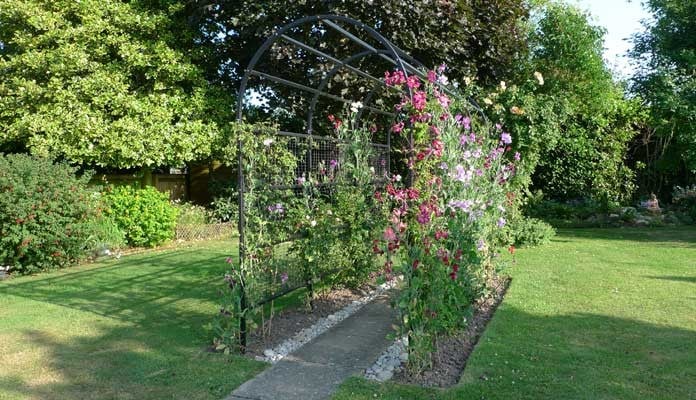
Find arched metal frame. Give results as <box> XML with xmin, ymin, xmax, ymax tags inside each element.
<box><xmin>234</xmin><ymin>15</ymin><xmax>454</xmax><ymax>351</ymax></box>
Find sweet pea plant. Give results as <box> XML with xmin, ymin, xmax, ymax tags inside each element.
<box><xmin>211</xmin><ymin>115</ymin><xmax>388</xmax><ymax>352</ymax></box>
<box><xmin>376</xmin><ymin>67</ymin><xmax>518</xmax><ymax>369</ymax></box>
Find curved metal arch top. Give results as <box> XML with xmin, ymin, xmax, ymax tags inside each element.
<box><xmin>234</xmin><ymin>14</ymin><xmax>432</xmax><ymax>126</ymax></box>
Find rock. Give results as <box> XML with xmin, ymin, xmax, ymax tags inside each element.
<box><xmin>376</xmin><ymin>369</ymin><xmax>393</xmax><ymax>381</ymax></box>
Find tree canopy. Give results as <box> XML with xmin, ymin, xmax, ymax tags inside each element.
<box><xmin>0</xmin><ymin>0</ymin><xmax>234</xmax><ymax>169</ymax></box>
<box><xmin>630</xmin><ymin>0</ymin><xmax>696</xmax><ymax>194</ymax></box>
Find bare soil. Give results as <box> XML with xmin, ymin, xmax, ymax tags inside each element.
<box><xmin>244</xmin><ymin>285</ymin><xmax>374</xmax><ymax>358</ymax></box>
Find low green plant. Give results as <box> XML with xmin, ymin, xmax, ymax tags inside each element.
<box><xmin>506</xmin><ymin>217</ymin><xmax>556</xmax><ymax>247</ymax></box>
<box><xmin>102</xmin><ymin>185</ymin><xmax>178</xmax><ymax>247</ymax></box>
<box><xmin>173</xmin><ymin>201</ymin><xmax>213</xmax><ymax>225</ymax></box>
<box><xmin>84</xmin><ymin>214</ymin><xmax>126</xmax><ymax>256</ymax></box>
<box><xmin>0</xmin><ymin>153</ymin><xmax>96</xmax><ymax>274</ymax></box>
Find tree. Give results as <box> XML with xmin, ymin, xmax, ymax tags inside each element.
<box><xmin>0</xmin><ymin>0</ymin><xmax>235</xmax><ymax>169</ymax></box>
<box><xmin>487</xmin><ymin>2</ymin><xmax>639</xmax><ymax>202</ymax></box>
<box><xmin>191</xmin><ymin>0</ymin><xmax>529</xmax><ymax>91</ymax></box>
<box><xmin>630</xmin><ymin>0</ymin><xmax>696</xmax><ymax>195</ymax></box>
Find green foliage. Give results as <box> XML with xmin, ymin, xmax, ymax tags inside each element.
<box><xmin>0</xmin><ymin>0</ymin><xmax>235</xmax><ymax>168</ymax></box>
<box><xmin>482</xmin><ymin>2</ymin><xmax>639</xmax><ymax>203</ymax></box>
<box><xmin>505</xmin><ymin>217</ymin><xmax>556</xmax><ymax>247</ymax></box>
<box><xmin>173</xmin><ymin>201</ymin><xmax>214</xmax><ymax>226</ymax></box>
<box><xmin>630</xmin><ymin>0</ymin><xmax>696</xmax><ymax>194</ymax></box>
<box><xmin>102</xmin><ymin>185</ymin><xmax>178</xmax><ymax>247</ymax></box>
<box><xmin>83</xmin><ymin>214</ymin><xmax>126</xmax><ymax>256</ymax></box>
<box><xmin>0</xmin><ymin>154</ymin><xmax>96</xmax><ymax>274</ymax></box>
<box><xmin>672</xmin><ymin>185</ymin><xmax>696</xmax><ymax>221</ymax></box>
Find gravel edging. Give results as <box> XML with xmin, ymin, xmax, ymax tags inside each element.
<box><xmin>365</xmin><ymin>275</ymin><xmax>510</xmax><ymax>387</ymax></box>
<box><xmin>255</xmin><ymin>277</ymin><xmax>402</xmax><ymax>363</ymax></box>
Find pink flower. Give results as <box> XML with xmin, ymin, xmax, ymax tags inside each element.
<box><xmin>384</xmin><ymin>70</ymin><xmax>407</xmax><ymax>86</ymax></box>
<box><xmin>391</xmin><ymin>121</ymin><xmax>405</xmax><ymax>133</ymax></box>
<box><xmin>427</xmin><ymin>70</ymin><xmax>437</xmax><ymax>83</ymax></box>
<box><xmin>383</xmin><ymin>226</ymin><xmax>397</xmax><ymax>242</ymax></box>
<box><xmin>501</xmin><ymin>132</ymin><xmax>512</xmax><ymax>144</ymax></box>
<box><xmin>412</xmin><ymin>91</ymin><xmax>427</xmax><ymax>111</ymax></box>
<box><xmin>514</xmin><ymin>151</ymin><xmax>521</xmax><ymax>161</ymax></box>
<box><xmin>406</xmin><ymin>75</ymin><xmax>421</xmax><ymax>89</ymax></box>
<box><xmin>225</xmin><ymin>257</ymin><xmax>233</xmax><ymax>264</ymax></box>
<box><xmin>437</xmin><ymin>93</ymin><xmax>451</xmax><ymax>108</ymax></box>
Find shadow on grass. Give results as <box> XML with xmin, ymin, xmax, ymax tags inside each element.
<box><xmin>336</xmin><ymin>308</ymin><xmax>696</xmax><ymax>400</ymax></box>
<box><xmin>0</xmin><ymin>243</ymin><xmax>267</xmax><ymax>399</ymax></box>
<box><xmin>556</xmin><ymin>226</ymin><xmax>696</xmax><ymax>247</ymax></box>
<box><xmin>646</xmin><ymin>275</ymin><xmax>696</xmax><ymax>284</ymax></box>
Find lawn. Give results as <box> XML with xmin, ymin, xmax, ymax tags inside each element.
<box><xmin>2</xmin><ymin>229</ymin><xmax>695</xmax><ymax>400</ymax></box>
<box><xmin>0</xmin><ymin>240</ymin><xmax>266</xmax><ymax>400</ymax></box>
<box><xmin>334</xmin><ymin>227</ymin><xmax>696</xmax><ymax>399</ymax></box>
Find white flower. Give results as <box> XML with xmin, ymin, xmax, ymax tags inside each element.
<box><xmin>483</xmin><ymin>98</ymin><xmax>493</xmax><ymax>105</ymax></box>
<box><xmin>350</xmin><ymin>101</ymin><xmax>363</xmax><ymax>113</ymax></box>
<box><xmin>310</xmin><ymin>220</ymin><xmax>317</xmax><ymax>227</ymax></box>
<box><xmin>534</xmin><ymin>71</ymin><xmax>544</xmax><ymax>85</ymax></box>
<box><xmin>326</xmin><ymin>210</ymin><xmax>333</xmax><ymax>215</ymax></box>
<box><xmin>263</xmin><ymin>138</ymin><xmax>274</xmax><ymax>146</ymax></box>
<box><xmin>500</xmin><ymin>81</ymin><xmax>507</xmax><ymax>91</ymax></box>
<box><xmin>370</xmin><ymin>166</ymin><xmax>375</xmax><ymax>174</ymax></box>
<box><xmin>395</xmin><ymin>174</ymin><xmax>402</xmax><ymax>182</ymax></box>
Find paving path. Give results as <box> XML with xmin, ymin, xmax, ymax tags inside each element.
<box><xmin>227</xmin><ymin>292</ymin><xmax>395</xmax><ymax>400</ymax></box>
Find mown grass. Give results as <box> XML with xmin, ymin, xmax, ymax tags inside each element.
<box><xmin>333</xmin><ymin>227</ymin><xmax>696</xmax><ymax>400</ymax></box>
<box><xmin>0</xmin><ymin>240</ymin><xmax>266</xmax><ymax>400</ymax></box>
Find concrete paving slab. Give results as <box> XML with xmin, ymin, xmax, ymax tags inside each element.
<box><xmin>227</xmin><ymin>292</ymin><xmax>396</xmax><ymax>400</ymax></box>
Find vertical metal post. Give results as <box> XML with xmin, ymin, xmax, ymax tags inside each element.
<box><xmin>307</xmin><ymin>278</ymin><xmax>315</xmax><ymax>311</ymax></box>
<box><xmin>237</xmin><ymin>133</ymin><xmax>248</xmax><ymax>352</ymax></box>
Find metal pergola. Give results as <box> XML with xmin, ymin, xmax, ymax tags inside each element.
<box><xmin>234</xmin><ymin>15</ymin><xmax>452</xmax><ymax>351</ymax></box>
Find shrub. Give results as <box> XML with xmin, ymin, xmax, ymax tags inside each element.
<box><xmin>507</xmin><ymin>217</ymin><xmax>556</xmax><ymax>247</ymax></box>
<box><xmin>102</xmin><ymin>185</ymin><xmax>178</xmax><ymax>247</ymax></box>
<box><xmin>0</xmin><ymin>154</ymin><xmax>96</xmax><ymax>274</ymax></box>
<box><xmin>673</xmin><ymin>185</ymin><xmax>696</xmax><ymax>222</ymax></box>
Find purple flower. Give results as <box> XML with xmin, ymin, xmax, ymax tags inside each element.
<box><xmin>449</xmin><ymin>199</ymin><xmax>474</xmax><ymax>213</ymax></box>
<box><xmin>267</xmin><ymin>203</ymin><xmax>285</xmax><ymax>214</ymax></box>
<box><xmin>497</xmin><ymin>217</ymin><xmax>507</xmax><ymax>228</ymax></box>
<box><xmin>501</xmin><ymin>133</ymin><xmax>512</xmax><ymax>145</ymax></box>
<box><xmin>439</xmin><ymin>162</ymin><xmax>449</xmax><ymax>170</ymax></box>
<box><xmin>477</xmin><ymin>239</ymin><xmax>486</xmax><ymax>251</ymax></box>
<box><xmin>454</xmin><ymin>114</ymin><xmax>471</xmax><ymax>130</ymax></box>
<box><xmin>514</xmin><ymin>151</ymin><xmax>521</xmax><ymax>161</ymax></box>
<box><xmin>454</xmin><ymin>165</ymin><xmax>473</xmax><ymax>183</ymax></box>
<box><xmin>297</xmin><ymin>176</ymin><xmax>306</xmax><ymax>185</ymax></box>
<box><xmin>281</xmin><ymin>272</ymin><xmax>289</xmax><ymax>284</ymax></box>
<box><xmin>330</xmin><ymin>159</ymin><xmax>338</xmax><ymax>169</ymax></box>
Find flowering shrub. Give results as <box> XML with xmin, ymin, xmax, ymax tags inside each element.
<box><xmin>0</xmin><ymin>154</ymin><xmax>97</xmax><ymax>274</ymax></box>
<box><xmin>376</xmin><ymin>67</ymin><xmax>519</xmax><ymax>369</ymax></box>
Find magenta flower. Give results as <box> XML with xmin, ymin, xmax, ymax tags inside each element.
<box><xmin>406</xmin><ymin>75</ymin><xmax>421</xmax><ymax>89</ymax></box>
<box><xmin>412</xmin><ymin>91</ymin><xmax>427</xmax><ymax>111</ymax></box>
<box><xmin>330</xmin><ymin>159</ymin><xmax>338</xmax><ymax>169</ymax></box>
<box><xmin>427</xmin><ymin>70</ymin><xmax>437</xmax><ymax>83</ymax></box>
